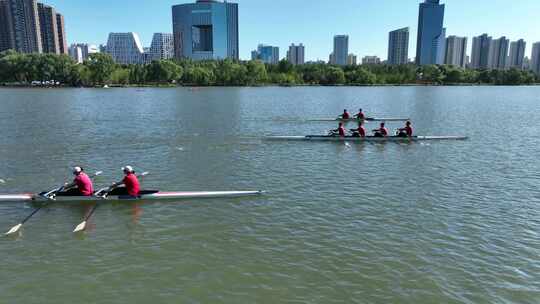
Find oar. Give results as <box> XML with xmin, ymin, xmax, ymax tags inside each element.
<box><xmin>5</xmin><ymin>171</ymin><xmax>103</xmax><ymax>236</ymax></box>
<box><xmin>73</xmin><ymin>172</ymin><xmax>148</xmax><ymax>233</ymax></box>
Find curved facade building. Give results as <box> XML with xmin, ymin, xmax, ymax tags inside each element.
<box><xmin>172</xmin><ymin>0</ymin><xmax>238</xmax><ymax>60</ymax></box>
<box><xmin>106</xmin><ymin>32</ymin><xmax>145</xmax><ymax>64</ymax></box>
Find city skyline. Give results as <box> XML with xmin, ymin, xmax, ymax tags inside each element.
<box><xmin>34</xmin><ymin>0</ymin><xmax>540</xmax><ymax>61</ymax></box>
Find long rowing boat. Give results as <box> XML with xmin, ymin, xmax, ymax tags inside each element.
<box><xmin>265</xmin><ymin>135</ymin><xmax>468</xmax><ymax>142</ymax></box>
<box><xmin>309</xmin><ymin>117</ymin><xmax>410</xmax><ymax>123</ymax></box>
<box><xmin>0</xmin><ymin>190</ymin><xmax>264</xmax><ymax>203</ymax></box>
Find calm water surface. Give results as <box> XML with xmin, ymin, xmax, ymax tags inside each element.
<box><xmin>0</xmin><ymin>86</ymin><xmax>539</xmax><ymax>303</ymax></box>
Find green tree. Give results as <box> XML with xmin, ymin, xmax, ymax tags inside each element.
<box><xmin>84</xmin><ymin>53</ymin><xmax>116</xmax><ymax>85</ymax></box>
<box><xmin>146</xmin><ymin>60</ymin><xmax>183</xmax><ymax>83</ymax></box>
<box><xmin>321</xmin><ymin>67</ymin><xmax>345</xmax><ymax>85</ymax></box>
<box><xmin>345</xmin><ymin>68</ymin><xmax>377</xmax><ymax>85</ymax></box>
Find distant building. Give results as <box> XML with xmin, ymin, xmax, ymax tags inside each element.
<box><xmin>488</xmin><ymin>36</ymin><xmax>509</xmax><ymax>70</ymax></box>
<box><xmin>149</xmin><ymin>33</ymin><xmax>174</xmax><ymax>61</ymax></box>
<box><xmin>333</xmin><ymin>35</ymin><xmax>349</xmax><ymax>66</ymax></box>
<box><xmin>68</xmin><ymin>44</ymin><xmax>83</xmax><ymax>63</ymax></box>
<box><xmin>287</xmin><ymin>43</ymin><xmax>304</xmax><ymax>65</ymax></box>
<box><xmin>347</xmin><ymin>54</ymin><xmax>357</xmax><ymax>65</ymax></box>
<box><xmin>251</xmin><ymin>44</ymin><xmax>279</xmax><ymax>64</ymax></box>
<box><xmin>99</xmin><ymin>44</ymin><xmax>107</xmax><ymax>53</ymax></box>
<box><xmin>171</xmin><ymin>0</ymin><xmax>239</xmax><ymax>60</ymax></box>
<box><xmin>362</xmin><ymin>56</ymin><xmax>380</xmax><ymax>65</ymax></box>
<box><xmin>444</xmin><ymin>36</ymin><xmax>467</xmax><ymax>67</ymax></box>
<box><xmin>68</xmin><ymin>43</ymin><xmax>98</xmax><ymax>63</ymax></box>
<box><xmin>329</xmin><ymin>53</ymin><xmax>334</xmax><ymax>64</ymax></box>
<box><xmin>508</xmin><ymin>39</ymin><xmax>526</xmax><ymax>69</ymax></box>
<box><xmin>388</xmin><ymin>27</ymin><xmax>409</xmax><ymax>65</ymax></box>
<box><xmin>471</xmin><ymin>34</ymin><xmax>492</xmax><ymax>69</ymax></box>
<box><xmin>106</xmin><ymin>32</ymin><xmax>145</xmax><ymax>64</ymax></box>
<box><xmin>416</xmin><ymin>0</ymin><xmax>445</xmax><ymax>65</ymax></box>
<box><xmin>531</xmin><ymin>42</ymin><xmax>540</xmax><ymax>75</ymax></box>
<box><xmin>523</xmin><ymin>56</ymin><xmax>530</xmax><ymax>70</ymax></box>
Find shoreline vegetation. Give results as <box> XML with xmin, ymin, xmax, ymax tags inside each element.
<box><xmin>1</xmin><ymin>50</ymin><xmax>538</xmax><ymax>88</ymax></box>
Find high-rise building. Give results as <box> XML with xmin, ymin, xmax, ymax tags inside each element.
<box><xmin>508</xmin><ymin>39</ymin><xmax>526</xmax><ymax>69</ymax></box>
<box><xmin>333</xmin><ymin>35</ymin><xmax>349</xmax><ymax>66</ymax></box>
<box><xmin>488</xmin><ymin>36</ymin><xmax>509</xmax><ymax>70</ymax></box>
<box><xmin>251</xmin><ymin>44</ymin><xmax>279</xmax><ymax>64</ymax></box>
<box><xmin>172</xmin><ymin>0</ymin><xmax>238</xmax><ymax>60</ymax></box>
<box><xmin>444</xmin><ymin>36</ymin><xmax>467</xmax><ymax>67</ymax></box>
<box><xmin>3</xmin><ymin>0</ymin><xmax>42</xmax><ymax>53</ymax></box>
<box><xmin>37</xmin><ymin>3</ymin><xmax>58</xmax><ymax>54</ymax></box>
<box><xmin>0</xmin><ymin>0</ymin><xmax>14</xmax><ymax>52</ymax></box>
<box><xmin>149</xmin><ymin>33</ymin><xmax>174</xmax><ymax>61</ymax></box>
<box><xmin>388</xmin><ymin>27</ymin><xmax>409</xmax><ymax>65</ymax></box>
<box><xmin>416</xmin><ymin>0</ymin><xmax>445</xmax><ymax>65</ymax></box>
<box><xmin>471</xmin><ymin>34</ymin><xmax>492</xmax><ymax>69</ymax></box>
<box><xmin>56</xmin><ymin>13</ymin><xmax>66</xmax><ymax>54</ymax></box>
<box><xmin>362</xmin><ymin>56</ymin><xmax>380</xmax><ymax>65</ymax></box>
<box><xmin>0</xmin><ymin>0</ymin><xmax>66</xmax><ymax>54</ymax></box>
<box><xmin>531</xmin><ymin>42</ymin><xmax>540</xmax><ymax>75</ymax></box>
<box><xmin>287</xmin><ymin>43</ymin><xmax>304</xmax><ymax>65</ymax></box>
<box><xmin>105</xmin><ymin>32</ymin><xmax>145</xmax><ymax>64</ymax></box>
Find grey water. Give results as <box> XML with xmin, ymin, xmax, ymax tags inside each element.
<box><xmin>0</xmin><ymin>86</ymin><xmax>539</xmax><ymax>303</ymax></box>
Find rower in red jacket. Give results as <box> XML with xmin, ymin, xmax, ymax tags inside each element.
<box><xmin>372</xmin><ymin>122</ymin><xmax>389</xmax><ymax>137</ymax></box>
<box><xmin>111</xmin><ymin>166</ymin><xmax>140</xmax><ymax>197</ymax></box>
<box><xmin>354</xmin><ymin>108</ymin><xmax>366</xmax><ymax>120</ymax></box>
<box><xmin>340</xmin><ymin>109</ymin><xmax>350</xmax><ymax>120</ymax></box>
<box><xmin>397</xmin><ymin>121</ymin><xmax>413</xmax><ymax>137</ymax></box>
<box><xmin>350</xmin><ymin>121</ymin><xmax>366</xmax><ymax>137</ymax></box>
<box><xmin>332</xmin><ymin>122</ymin><xmax>346</xmax><ymax>137</ymax></box>
<box><xmin>64</xmin><ymin>166</ymin><xmax>94</xmax><ymax>196</ymax></box>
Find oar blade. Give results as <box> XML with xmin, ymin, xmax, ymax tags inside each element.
<box><xmin>73</xmin><ymin>221</ymin><xmax>87</xmax><ymax>233</ymax></box>
<box><xmin>5</xmin><ymin>223</ymin><xmax>22</xmax><ymax>236</ymax></box>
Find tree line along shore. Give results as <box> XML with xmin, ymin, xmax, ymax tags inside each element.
<box><xmin>0</xmin><ymin>50</ymin><xmax>538</xmax><ymax>88</ymax></box>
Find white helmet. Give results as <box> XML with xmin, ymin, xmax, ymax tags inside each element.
<box><xmin>122</xmin><ymin>166</ymin><xmax>134</xmax><ymax>173</ymax></box>
<box><xmin>73</xmin><ymin>166</ymin><xmax>83</xmax><ymax>174</ymax></box>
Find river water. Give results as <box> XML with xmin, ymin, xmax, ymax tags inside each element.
<box><xmin>0</xmin><ymin>86</ymin><xmax>539</xmax><ymax>303</ymax></box>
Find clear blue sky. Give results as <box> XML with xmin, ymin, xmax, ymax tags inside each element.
<box><xmin>43</xmin><ymin>0</ymin><xmax>540</xmax><ymax>61</ymax></box>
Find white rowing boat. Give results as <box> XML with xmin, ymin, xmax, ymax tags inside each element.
<box><xmin>265</xmin><ymin>135</ymin><xmax>468</xmax><ymax>142</ymax></box>
<box><xmin>0</xmin><ymin>190</ymin><xmax>264</xmax><ymax>203</ymax></box>
<box><xmin>309</xmin><ymin>117</ymin><xmax>410</xmax><ymax>123</ymax></box>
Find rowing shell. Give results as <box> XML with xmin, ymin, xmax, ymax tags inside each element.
<box><xmin>265</xmin><ymin>135</ymin><xmax>468</xmax><ymax>141</ymax></box>
<box><xmin>309</xmin><ymin>117</ymin><xmax>410</xmax><ymax>123</ymax></box>
<box><xmin>0</xmin><ymin>190</ymin><xmax>264</xmax><ymax>203</ymax></box>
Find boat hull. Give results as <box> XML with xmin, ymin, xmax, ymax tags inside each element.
<box><xmin>265</xmin><ymin>135</ymin><xmax>468</xmax><ymax>141</ymax></box>
<box><xmin>0</xmin><ymin>190</ymin><xmax>264</xmax><ymax>203</ymax></box>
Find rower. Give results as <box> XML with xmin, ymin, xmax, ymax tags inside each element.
<box><xmin>397</xmin><ymin>121</ymin><xmax>413</xmax><ymax>137</ymax></box>
<box><xmin>340</xmin><ymin>109</ymin><xmax>350</xmax><ymax>120</ymax></box>
<box><xmin>63</xmin><ymin>166</ymin><xmax>94</xmax><ymax>196</ymax></box>
<box><xmin>112</xmin><ymin>166</ymin><xmax>140</xmax><ymax>197</ymax></box>
<box><xmin>331</xmin><ymin>122</ymin><xmax>346</xmax><ymax>137</ymax></box>
<box><xmin>354</xmin><ymin>108</ymin><xmax>365</xmax><ymax>120</ymax></box>
<box><xmin>350</xmin><ymin>121</ymin><xmax>366</xmax><ymax>137</ymax></box>
<box><xmin>372</xmin><ymin>122</ymin><xmax>389</xmax><ymax>137</ymax></box>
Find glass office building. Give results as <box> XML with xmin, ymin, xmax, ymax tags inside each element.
<box><xmin>415</xmin><ymin>0</ymin><xmax>445</xmax><ymax>65</ymax></box>
<box><xmin>172</xmin><ymin>0</ymin><xmax>238</xmax><ymax>60</ymax></box>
